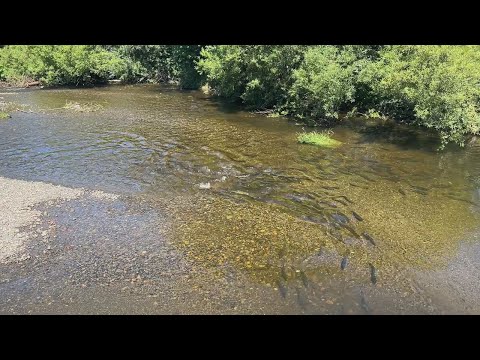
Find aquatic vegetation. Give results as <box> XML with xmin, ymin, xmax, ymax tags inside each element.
<box><xmin>0</xmin><ymin>101</ymin><xmax>28</xmax><ymax>118</ymax></box>
<box><xmin>63</xmin><ymin>101</ymin><xmax>104</xmax><ymax>112</ymax></box>
<box><xmin>297</xmin><ymin>130</ymin><xmax>342</xmax><ymax>147</ymax></box>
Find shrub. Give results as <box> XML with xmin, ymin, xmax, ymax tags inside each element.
<box><xmin>197</xmin><ymin>45</ymin><xmax>306</xmax><ymax>109</ymax></box>
<box><xmin>288</xmin><ymin>46</ymin><xmax>358</xmax><ymax>122</ymax></box>
<box><xmin>0</xmin><ymin>45</ymin><xmax>125</xmax><ymax>86</ymax></box>
<box><xmin>111</xmin><ymin>45</ymin><xmax>204</xmax><ymax>89</ymax></box>
<box><xmin>358</xmin><ymin>45</ymin><xmax>480</xmax><ymax>147</ymax></box>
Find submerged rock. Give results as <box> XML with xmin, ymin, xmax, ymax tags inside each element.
<box><xmin>198</xmin><ymin>182</ymin><xmax>211</xmax><ymax>189</ymax></box>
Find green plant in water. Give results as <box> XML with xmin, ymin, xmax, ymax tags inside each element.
<box><xmin>63</xmin><ymin>100</ymin><xmax>104</xmax><ymax>112</ymax></box>
<box><xmin>297</xmin><ymin>130</ymin><xmax>342</xmax><ymax>147</ymax></box>
<box><xmin>0</xmin><ymin>111</ymin><xmax>10</xmax><ymax>119</ymax></box>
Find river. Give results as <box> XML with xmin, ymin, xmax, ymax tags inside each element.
<box><xmin>1</xmin><ymin>84</ymin><xmax>479</xmax><ymax>314</ymax></box>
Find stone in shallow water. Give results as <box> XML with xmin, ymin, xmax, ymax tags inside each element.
<box><xmin>198</xmin><ymin>182</ymin><xmax>211</xmax><ymax>189</ymax></box>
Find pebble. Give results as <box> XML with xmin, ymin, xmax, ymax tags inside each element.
<box><xmin>199</xmin><ymin>182</ymin><xmax>211</xmax><ymax>189</ymax></box>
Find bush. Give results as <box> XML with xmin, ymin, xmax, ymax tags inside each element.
<box><xmin>111</xmin><ymin>45</ymin><xmax>204</xmax><ymax>89</ymax></box>
<box><xmin>111</xmin><ymin>45</ymin><xmax>174</xmax><ymax>83</ymax></box>
<box><xmin>0</xmin><ymin>45</ymin><xmax>125</xmax><ymax>86</ymax></box>
<box><xmin>359</xmin><ymin>45</ymin><xmax>480</xmax><ymax>147</ymax></box>
<box><xmin>197</xmin><ymin>45</ymin><xmax>306</xmax><ymax>109</ymax></box>
<box><xmin>288</xmin><ymin>46</ymin><xmax>358</xmax><ymax>122</ymax></box>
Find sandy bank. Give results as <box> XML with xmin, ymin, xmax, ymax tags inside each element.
<box><xmin>0</xmin><ymin>177</ymin><xmax>83</xmax><ymax>263</ymax></box>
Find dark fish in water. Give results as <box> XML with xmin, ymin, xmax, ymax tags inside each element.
<box><xmin>326</xmin><ymin>202</ymin><xmax>338</xmax><ymax>208</ymax></box>
<box><xmin>369</xmin><ymin>263</ymin><xmax>377</xmax><ymax>285</ymax></box>
<box><xmin>276</xmin><ymin>280</ymin><xmax>287</xmax><ymax>298</ymax></box>
<box><xmin>412</xmin><ymin>189</ymin><xmax>428</xmax><ymax>196</ymax></box>
<box><xmin>332</xmin><ymin>212</ymin><xmax>350</xmax><ymax>225</ymax></box>
<box><xmin>337</xmin><ymin>195</ymin><xmax>354</xmax><ymax>204</ymax></box>
<box><xmin>445</xmin><ymin>195</ymin><xmax>479</xmax><ymax>207</ymax></box>
<box><xmin>296</xmin><ymin>287</ymin><xmax>308</xmax><ymax>311</ymax></box>
<box><xmin>300</xmin><ymin>271</ymin><xmax>309</xmax><ymax>288</ymax></box>
<box><xmin>342</xmin><ymin>224</ymin><xmax>361</xmax><ymax>238</ymax></box>
<box><xmin>360</xmin><ymin>291</ymin><xmax>371</xmax><ymax>313</ymax></box>
<box><xmin>280</xmin><ymin>266</ymin><xmax>288</xmax><ymax>281</ymax></box>
<box><xmin>349</xmin><ymin>182</ymin><xmax>369</xmax><ymax>189</ymax></box>
<box><xmin>358</xmin><ymin>173</ymin><xmax>375</xmax><ymax>182</ymax></box>
<box><xmin>362</xmin><ymin>232</ymin><xmax>376</xmax><ymax>246</ymax></box>
<box><xmin>334</xmin><ymin>199</ymin><xmax>349</xmax><ymax>206</ymax></box>
<box><xmin>352</xmin><ymin>211</ymin><xmax>363</xmax><ymax>222</ymax></box>
<box><xmin>412</xmin><ymin>185</ymin><xmax>429</xmax><ymax>192</ymax></box>
<box><xmin>321</xmin><ymin>185</ymin><xmax>340</xmax><ymax>190</ymax></box>
<box><xmin>341</xmin><ymin>256</ymin><xmax>349</xmax><ymax>270</ymax></box>
<box><xmin>398</xmin><ymin>189</ymin><xmax>406</xmax><ymax>196</ymax></box>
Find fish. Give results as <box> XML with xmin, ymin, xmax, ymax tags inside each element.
<box><xmin>332</xmin><ymin>212</ymin><xmax>350</xmax><ymax>225</ymax></box>
<box><xmin>341</xmin><ymin>256</ymin><xmax>349</xmax><ymax>270</ymax></box>
<box><xmin>357</xmin><ymin>173</ymin><xmax>375</xmax><ymax>182</ymax></box>
<box><xmin>300</xmin><ymin>271</ymin><xmax>309</xmax><ymax>288</ymax></box>
<box><xmin>334</xmin><ymin>199</ymin><xmax>349</xmax><ymax>206</ymax></box>
<box><xmin>412</xmin><ymin>185</ymin><xmax>429</xmax><ymax>192</ymax></box>
<box><xmin>398</xmin><ymin>189</ymin><xmax>406</xmax><ymax>196</ymax></box>
<box><xmin>360</xmin><ymin>291</ymin><xmax>371</xmax><ymax>313</ymax></box>
<box><xmin>337</xmin><ymin>195</ymin><xmax>354</xmax><ymax>204</ymax></box>
<box><xmin>369</xmin><ymin>263</ymin><xmax>377</xmax><ymax>285</ymax></box>
<box><xmin>280</xmin><ymin>266</ymin><xmax>288</xmax><ymax>281</ymax></box>
<box><xmin>362</xmin><ymin>232</ymin><xmax>376</xmax><ymax>246</ymax></box>
<box><xmin>349</xmin><ymin>182</ymin><xmax>369</xmax><ymax>189</ymax></box>
<box><xmin>276</xmin><ymin>280</ymin><xmax>287</xmax><ymax>298</ymax></box>
<box><xmin>411</xmin><ymin>189</ymin><xmax>428</xmax><ymax>196</ymax></box>
<box><xmin>342</xmin><ymin>224</ymin><xmax>361</xmax><ymax>238</ymax></box>
<box><xmin>352</xmin><ymin>211</ymin><xmax>363</xmax><ymax>221</ymax></box>
<box><xmin>295</xmin><ymin>287</ymin><xmax>308</xmax><ymax>311</ymax></box>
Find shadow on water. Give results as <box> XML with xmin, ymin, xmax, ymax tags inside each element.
<box><xmin>341</xmin><ymin>117</ymin><xmax>441</xmax><ymax>152</ymax></box>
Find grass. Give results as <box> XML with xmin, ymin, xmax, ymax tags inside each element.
<box><xmin>297</xmin><ymin>130</ymin><xmax>342</xmax><ymax>147</ymax></box>
<box><xmin>1</xmin><ymin>101</ymin><xmax>25</xmax><ymax>119</ymax></box>
<box><xmin>0</xmin><ymin>101</ymin><xmax>30</xmax><ymax>118</ymax></box>
<box><xmin>63</xmin><ymin>100</ymin><xmax>104</xmax><ymax>112</ymax></box>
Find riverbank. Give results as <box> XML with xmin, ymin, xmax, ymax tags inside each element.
<box><xmin>0</xmin><ymin>176</ymin><xmax>83</xmax><ymax>263</ymax></box>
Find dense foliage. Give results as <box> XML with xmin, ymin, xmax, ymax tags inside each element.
<box><xmin>1</xmin><ymin>44</ymin><xmax>479</xmax><ymax>147</ymax></box>
<box><xmin>358</xmin><ymin>45</ymin><xmax>480</xmax><ymax>146</ymax></box>
<box><xmin>197</xmin><ymin>45</ymin><xmax>306</xmax><ymax>109</ymax></box>
<box><xmin>108</xmin><ymin>45</ymin><xmax>203</xmax><ymax>88</ymax></box>
<box><xmin>0</xmin><ymin>45</ymin><xmax>124</xmax><ymax>86</ymax></box>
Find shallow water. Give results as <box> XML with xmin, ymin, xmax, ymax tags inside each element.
<box><xmin>1</xmin><ymin>85</ymin><xmax>480</xmax><ymax>313</ymax></box>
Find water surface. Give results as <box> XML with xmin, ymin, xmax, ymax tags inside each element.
<box><xmin>1</xmin><ymin>85</ymin><xmax>479</xmax><ymax>313</ymax></box>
